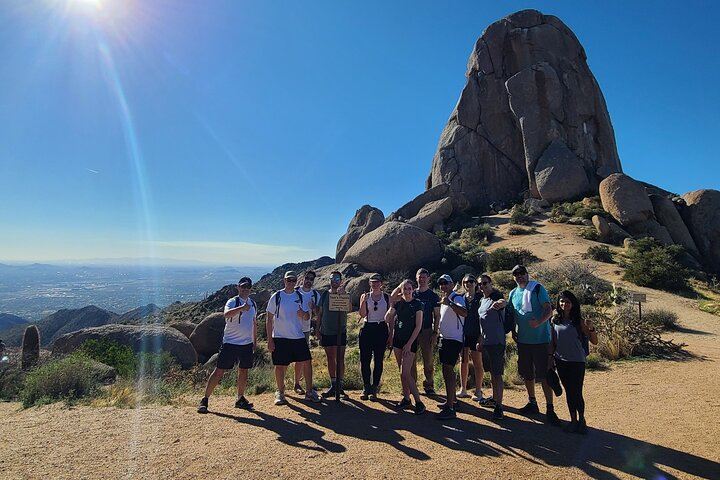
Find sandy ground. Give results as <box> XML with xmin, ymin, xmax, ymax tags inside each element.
<box><xmin>1</xmin><ymin>219</ymin><xmax>719</xmax><ymax>479</ymax></box>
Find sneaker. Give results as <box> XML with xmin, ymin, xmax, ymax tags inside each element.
<box><xmin>360</xmin><ymin>391</ymin><xmax>369</xmax><ymax>401</ymax></box>
<box><xmin>321</xmin><ymin>385</ymin><xmax>336</xmax><ymax>398</ymax></box>
<box><xmin>414</xmin><ymin>401</ymin><xmax>427</xmax><ymax>415</ymax></box>
<box><xmin>234</xmin><ymin>396</ymin><xmax>253</xmax><ymax>410</ymax></box>
<box><xmin>471</xmin><ymin>390</ymin><xmax>483</xmax><ymax>402</ymax></box>
<box><xmin>293</xmin><ymin>383</ymin><xmax>306</xmax><ymax>395</ymax></box>
<box><xmin>456</xmin><ymin>389</ymin><xmax>470</xmax><ymax>399</ymax></box>
<box><xmin>305</xmin><ymin>389</ymin><xmax>322</xmax><ymax>403</ymax></box>
<box><xmin>274</xmin><ymin>391</ymin><xmax>287</xmax><ymax>406</ymax></box>
<box><xmin>479</xmin><ymin>397</ymin><xmax>496</xmax><ymax>408</ymax></box>
<box><xmin>394</xmin><ymin>397</ymin><xmax>412</xmax><ymax>409</ymax></box>
<box><xmin>563</xmin><ymin>421</ymin><xmax>578</xmax><ymax>433</ymax></box>
<box><xmin>436</xmin><ymin>400</ymin><xmax>455</xmax><ymax>409</ymax></box>
<box><xmin>368</xmin><ymin>392</ymin><xmax>378</xmax><ymax>401</ymax></box>
<box><xmin>197</xmin><ymin>397</ymin><xmax>208</xmax><ymax>414</ymax></box>
<box><xmin>339</xmin><ymin>389</ymin><xmax>349</xmax><ymax>399</ymax></box>
<box><xmin>436</xmin><ymin>406</ymin><xmax>456</xmax><ymax>420</ymax></box>
<box><xmin>519</xmin><ymin>401</ymin><xmax>540</xmax><ymax>414</ymax></box>
<box><xmin>577</xmin><ymin>419</ymin><xmax>588</xmax><ymax>435</ymax></box>
<box><xmin>546</xmin><ymin>407</ymin><xmax>562</xmax><ymax>426</ymax></box>
<box><xmin>493</xmin><ymin>405</ymin><xmax>504</xmax><ymax>420</ymax></box>
<box><xmin>424</xmin><ymin>386</ymin><xmax>436</xmax><ymax>396</ymax></box>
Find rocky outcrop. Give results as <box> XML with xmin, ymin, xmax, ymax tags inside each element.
<box><xmin>533</xmin><ymin>140</ymin><xmax>590</xmax><ymax>203</ymax></box>
<box><xmin>53</xmin><ymin>324</ymin><xmax>197</xmax><ymax>369</ymax></box>
<box><xmin>189</xmin><ymin>312</ymin><xmax>226</xmax><ymax>360</ymax></box>
<box><xmin>168</xmin><ymin>321</ymin><xmax>196</xmax><ymax>339</ymax></box>
<box><xmin>592</xmin><ymin>215</ymin><xmax>612</xmax><ymax>243</ymax></box>
<box><xmin>406</xmin><ymin>198</ymin><xmax>454</xmax><ymax>232</ymax></box>
<box><xmin>386</xmin><ymin>184</ymin><xmax>451</xmax><ymax>222</ymax></box>
<box><xmin>336</xmin><ymin>205</ymin><xmax>385</xmax><ymax>262</ymax></box>
<box><xmin>599</xmin><ymin>174</ymin><xmax>654</xmax><ymax>227</ymax></box>
<box><xmin>649</xmin><ymin>194</ymin><xmax>700</xmax><ymax>256</ymax></box>
<box><xmin>681</xmin><ymin>189</ymin><xmax>720</xmax><ymax>273</ymax></box>
<box><xmin>427</xmin><ymin>9</ymin><xmax>621</xmax><ymax>210</ymax></box>
<box><xmin>343</xmin><ymin>222</ymin><xmax>444</xmax><ymax>274</ymax></box>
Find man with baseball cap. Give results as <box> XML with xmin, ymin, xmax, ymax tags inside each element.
<box><xmin>266</xmin><ymin>271</ymin><xmax>320</xmax><ymax>405</ymax></box>
<box><xmin>435</xmin><ymin>274</ymin><xmax>467</xmax><ymax>420</ymax></box>
<box><xmin>198</xmin><ymin>276</ymin><xmax>257</xmax><ymax>413</ymax></box>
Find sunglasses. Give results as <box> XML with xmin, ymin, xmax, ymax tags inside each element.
<box><xmin>305</xmin><ymin>277</ymin><xmax>315</xmax><ymax>282</ymax></box>
<box><xmin>331</xmin><ymin>277</ymin><xmax>341</xmax><ymax>281</ymax></box>
<box><xmin>464</xmin><ymin>280</ymin><xmax>476</xmax><ymax>284</ymax></box>
<box><xmin>373</xmin><ymin>300</ymin><xmax>379</xmax><ymax>311</ymax></box>
<box><xmin>238</xmin><ymin>284</ymin><xmax>251</xmax><ymax>289</ymax></box>
<box><xmin>480</xmin><ymin>281</ymin><xmax>490</xmax><ymax>285</ymax></box>
<box><xmin>512</xmin><ymin>272</ymin><xmax>527</xmax><ymax>277</ymax></box>
<box><xmin>286</xmin><ymin>278</ymin><xmax>297</xmax><ymax>283</ymax></box>
<box><xmin>438</xmin><ymin>281</ymin><xmax>449</xmax><ymax>286</ymax></box>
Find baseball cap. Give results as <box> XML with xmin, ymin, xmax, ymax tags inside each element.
<box><xmin>369</xmin><ymin>273</ymin><xmax>382</xmax><ymax>282</ymax></box>
<box><xmin>238</xmin><ymin>277</ymin><xmax>252</xmax><ymax>288</ymax></box>
<box><xmin>511</xmin><ymin>265</ymin><xmax>528</xmax><ymax>275</ymax></box>
<box><xmin>438</xmin><ymin>274</ymin><xmax>453</xmax><ymax>284</ymax></box>
<box><xmin>284</xmin><ymin>271</ymin><xmax>297</xmax><ymax>279</ymax></box>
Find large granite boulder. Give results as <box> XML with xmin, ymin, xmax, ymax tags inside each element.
<box><xmin>336</xmin><ymin>205</ymin><xmax>384</xmax><ymax>262</ymax></box>
<box><xmin>53</xmin><ymin>324</ymin><xmax>197</xmax><ymax>369</ymax></box>
<box><xmin>649</xmin><ymin>194</ymin><xmax>700</xmax><ymax>256</ymax></box>
<box><xmin>189</xmin><ymin>312</ymin><xmax>226</xmax><ymax>360</ymax></box>
<box><xmin>427</xmin><ymin>9</ymin><xmax>621</xmax><ymax>211</ymax></box>
<box><xmin>343</xmin><ymin>222</ymin><xmax>444</xmax><ymax>274</ymax></box>
<box><xmin>592</xmin><ymin>215</ymin><xmax>612</xmax><ymax>243</ymax></box>
<box><xmin>386</xmin><ymin>184</ymin><xmax>451</xmax><ymax>222</ymax></box>
<box><xmin>533</xmin><ymin>140</ymin><xmax>590</xmax><ymax>203</ymax></box>
<box><xmin>681</xmin><ymin>189</ymin><xmax>720</xmax><ymax>273</ymax></box>
<box><xmin>599</xmin><ymin>174</ymin><xmax>654</xmax><ymax>227</ymax></box>
<box><xmin>406</xmin><ymin>198</ymin><xmax>454</xmax><ymax>232</ymax></box>
<box><xmin>168</xmin><ymin>321</ymin><xmax>196</xmax><ymax>339</ymax></box>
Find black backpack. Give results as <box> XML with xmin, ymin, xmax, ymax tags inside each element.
<box><xmin>273</xmin><ymin>289</ymin><xmax>304</xmax><ymax>316</ymax></box>
<box><xmin>233</xmin><ymin>296</ymin><xmax>257</xmax><ymax>311</ymax></box>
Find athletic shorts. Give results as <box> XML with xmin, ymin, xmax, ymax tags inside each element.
<box><xmin>464</xmin><ymin>334</ymin><xmax>480</xmax><ymax>351</ymax></box>
<box><xmin>392</xmin><ymin>335</ymin><xmax>418</xmax><ymax>353</ymax></box>
<box><xmin>320</xmin><ymin>332</ymin><xmax>347</xmax><ymax>347</ymax></box>
<box><xmin>438</xmin><ymin>338</ymin><xmax>463</xmax><ymax>366</ymax></box>
<box><xmin>517</xmin><ymin>342</ymin><xmax>550</xmax><ymax>381</ymax></box>
<box><xmin>217</xmin><ymin>342</ymin><xmax>254</xmax><ymax>370</ymax></box>
<box><xmin>271</xmin><ymin>337</ymin><xmax>312</xmax><ymax>366</ymax></box>
<box><xmin>303</xmin><ymin>331</ymin><xmax>311</xmax><ymax>345</ymax></box>
<box><xmin>482</xmin><ymin>344</ymin><xmax>506</xmax><ymax>376</ymax></box>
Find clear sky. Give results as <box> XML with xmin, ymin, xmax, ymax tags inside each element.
<box><xmin>1</xmin><ymin>0</ymin><xmax>718</xmax><ymax>266</ymax></box>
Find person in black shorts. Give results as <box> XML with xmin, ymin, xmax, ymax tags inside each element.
<box><xmin>477</xmin><ymin>274</ymin><xmax>507</xmax><ymax>419</ymax></box>
<box><xmin>458</xmin><ymin>274</ymin><xmax>485</xmax><ymax>402</ymax></box>
<box><xmin>436</xmin><ymin>274</ymin><xmax>467</xmax><ymax>420</ymax></box>
<box><xmin>317</xmin><ymin>271</ymin><xmax>348</xmax><ymax>398</ymax></box>
<box><xmin>198</xmin><ymin>277</ymin><xmax>257</xmax><ymax>413</ymax></box>
<box><xmin>386</xmin><ymin>279</ymin><xmax>425</xmax><ymax>414</ymax></box>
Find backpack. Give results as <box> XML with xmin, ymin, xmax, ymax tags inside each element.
<box><xmin>233</xmin><ymin>296</ymin><xmax>256</xmax><ymax>311</ymax></box>
<box><xmin>297</xmin><ymin>287</ymin><xmax>319</xmax><ymax>307</ymax></box>
<box><xmin>504</xmin><ymin>283</ymin><xmax>542</xmax><ymax>334</ymax></box>
<box><xmin>273</xmin><ymin>289</ymin><xmax>304</xmax><ymax>317</ymax></box>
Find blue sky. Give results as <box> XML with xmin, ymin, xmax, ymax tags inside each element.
<box><xmin>1</xmin><ymin>0</ymin><xmax>718</xmax><ymax>266</ymax></box>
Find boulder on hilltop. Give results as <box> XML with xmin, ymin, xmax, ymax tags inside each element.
<box><xmin>681</xmin><ymin>189</ymin><xmax>720</xmax><ymax>272</ymax></box>
<box><xmin>336</xmin><ymin>205</ymin><xmax>384</xmax><ymax>263</ymax></box>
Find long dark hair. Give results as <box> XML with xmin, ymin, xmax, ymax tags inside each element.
<box><xmin>553</xmin><ymin>290</ymin><xmax>582</xmax><ymax>327</ymax></box>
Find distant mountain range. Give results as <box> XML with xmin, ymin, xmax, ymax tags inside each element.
<box><xmin>0</xmin><ymin>313</ymin><xmax>28</xmax><ymax>331</ymax></box>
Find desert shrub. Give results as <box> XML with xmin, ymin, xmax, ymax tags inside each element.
<box><xmin>0</xmin><ymin>362</ymin><xmax>24</xmax><ymax>401</ymax></box>
<box><xmin>80</xmin><ymin>338</ymin><xmax>136</xmax><ymax>377</ymax></box>
<box><xmin>459</xmin><ymin>223</ymin><xmax>494</xmax><ymax>245</ymax></box>
<box><xmin>699</xmin><ymin>300</ymin><xmax>720</xmax><ymax>316</ymax></box>
<box><xmin>585</xmin><ymin>353</ymin><xmax>603</xmax><ymax>370</ymax></box>
<box><xmin>621</xmin><ymin>237</ymin><xmax>691</xmax><ymax>293</ymax></box>
<box><xmin>584</xmin><ymin>245</ymin><xmax>614</xmax><ymax>263</ymax></box>
<box><xmin>578</xmin><ymin>227</ymin><xmax>599</xmax><ymax>241</ymax></box>
<box><xmin>491</xmin><ymin>271</ymin><xmax>516</xmax><ymax>293</ymax></box>
<box><xmin>507</xmin><ymin>226</ymin><xmax>537</xmax><ymax>236</ymax></box>
<box><xmin>509</xmin><ymin>204</ymin><xmax>534</xmax><ymax>225</ymax></box>
<box><xmin>551</xmin><ymin>198</ymin><xmax>607</xmax><ymax>222</ymax></box>
<box><xmin>134</xmin><ymin>352</ymin><xmax>178</xmax><ymax>379</ymax></box>
<box><xmin>643</xmin><ymin>308</ymin><xmax>680</xmax><ymax>330</ymax></box>
<box><xmin>534</xmin><ymin>260</ymin><xmax>612</xmax><ymax>305</ymax></box>
<box><xmin>20</xmin><ymin>353</ymin><xmax>101</xmax><ymax>407</ymax></box>
<box><xmin>486</xmin><ymin>247</ymin><xmax>537</xmax><ymax>272</ymax></box>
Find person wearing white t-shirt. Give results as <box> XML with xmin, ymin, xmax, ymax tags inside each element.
<box><xmin>436</xmin><ymin>274</ymin><xmax>467</xmax><ymax>420</ymax></box>
<box><xmin>266</xmin><ymin>271</ymin><xmax>321</xmax><ymax>405</ymax></box>
<box><xmin>198</xmin><ymin>277</ymin><xmax>257</xmax><ymax>414</ymax></box>
<box><xmin>293</xmin><ymin>270</ymin><xmax>320</xmax><ymax>395</ymax></box>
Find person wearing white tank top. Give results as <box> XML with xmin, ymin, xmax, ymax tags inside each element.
<box><xmin>358</xmin><ymin>274</ymin><xmax>391</xmax><ymax>400</ymax></box>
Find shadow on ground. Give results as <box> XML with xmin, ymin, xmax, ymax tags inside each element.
<box><xmin>210</xmin><ymin>394</ymin><xmax>719</xmax><ymax>480</ymax></box>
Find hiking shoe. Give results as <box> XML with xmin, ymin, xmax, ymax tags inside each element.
<box><xmin>293</xmin><ymin>383</ymin><xmax>306</xmax><ymax>395</ymax></box>
<box><xmin>577</xmin><ymin>419</ymin><xmax>588</xmax><ymax>435</ymax></box>
<box><xmin>305</xmin><ymin>389</ymin><xmax>322</xmax><ymax>403</ymax></box>
<box><xmin>456</xmin><ymin>389</ymin><xmax>470</xmax><ymax>399</ymax></box>
<box><xmin>321</xmin><ymin>385</ymin><xmax>336</xmax><ymax>398</ymax></box>
<box><xmin>424</xmin><ymin>386</ymin><xmax>436</xmax><ymax>395</ymax></box>
<box><xmin>519</xmin><ymin>401</ymin><xmax>540</xmax><ymax>414</ymax></box>
<box><xmin>564</xmin><ymin>421</ymin><xmax>578</xmax><ymax>433</ymax></box>
<box><xmin>546</xmin><ymin>407</ymin><xmax>562</xmax><ymax>426</ymax></box>
<box><xmin>197</xmin><ymin>397</ymin><xmax>208</xmax><ymax>414</ymax></box>
<box><xmin>360</xmin><ymin>391</ymin><xmax>369</xmax><ymax>401</ymax></box>
<box><xmin>436</xmin><ymin>400</ymin><xmax>456</xmax><ymax>410</ymax></box>
<box><xmin>274</xmin><ymin>391</ymin><xmax>287</xmax><ymax>406</ymax></box>
<box><xmin>339</xmin><ymin>389</ymin><xmax>349</xmax><ymax>399</ymax></box>
<box><xmin>414</xmin><ymin>401</ymin><xmax>427</xmax><ymax>415</ymax></box>
<box><xmin>234</xmin><ymin>396</ymin><xmax>253</xmax><ymax>410</ymax></box>
<box><xmin>368</xmin><ymin>392</ymin><xmax>378</xmax><ymax>401</ymax></box>
<box><xmin>394</xmin><ymin>397</ymin><xmax>412</xmax><ymax>409</ymax></box>
<box><xmin>493</xmin><ymin>405</ymin><xmax>504</xmax><ymax>420</ymax></box>
<box><xmin>436</xmin><ymin>406</ymin><xmax>456</xmax><ymax>420</ymax></box>
<box><xmin>479</xmin><ymin>397</ymin><xmax>497</xmax><ymax>408</ymax></box>
<box><xmin>472</xmin><ymin>391</ymin><xmax>484</xmax><ymax>402</ymax></box>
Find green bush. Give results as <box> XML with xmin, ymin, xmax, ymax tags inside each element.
<box><xmin>486</xmin><ymin>247</ymin><xmax>537</xmax><ymax>272</ymax></box>
<box><xmin>20</xmin><ymin>353</ymin><xmax>101</xmax><ymax>407</ymax></box>
<box><xmin>584</xmin><ymin>245</ymin><xmax>614</xmax><ymax>263</ymax></box>
<box><xmin>0</xmin><ymin>362</ymin><xmax>25</xmax><ymax>401</ymax></box>
<box><xmin>80</xmin><ymin>338</ymin><xmax>136</xmax><ymax>377</ymax></box>
<box><xmin>459</xmin><ymin>223</ymin><xmax>494</xmax><ymax>245</ymax></box>
<box><xmin>507</xmin><ymin>226</ymin><xmax>537</xmax><ymax>236</ymax></box>
<box><xmin>509</xmin><ymin>205</ymin><xmax>534</xmax><ymax>225</ymax></box>
<box><xmin>643</xmin><ymin>308</ymin><xmax>680</xmax><ymax>330</ymax></box>
<box><xmin>534</xmin><ymin>260</ymin><xmax>612</xmax><ymax>306</ymax></box>
<box><xmin>585</xmin><ymin>353</ymin><xmax>603</xmax><ymax>370</ymax></box>
<box><xmin>621</xmin><ymin>238</ymin><xmax>692</xmax><ymax>293</ymax></box>
<box><xmin>491</xmin><ymin>271</ymin><xmax>516</xmax><ymax>293</ymax></box>
<box><xmin>551</xmin><ymin>198</ymin><xmax>607</xmax><ymax>222</ymax></box>
<box><xmin>578</xmin><ymin>227</ymin><xmax>599</xmax><ymax>241</ymax></box>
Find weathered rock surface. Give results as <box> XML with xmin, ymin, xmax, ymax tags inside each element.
<box><xmin>406</xmin><ymin>198</ymin><xmax>453</xmax><ymax>232</ymax></box>
<box><xmin>649</xmin><ymin>194</ymin><xmax>700</xmax><ymax>256</ymax></box>
<box><xmin>336</xmin><ymin>205</ymin><xmax>385</xmax><ymax>263</ymax></box>
<box><xmin>343</xmin><ymin>222</ymin><xmax>444</xmax><ymax>274</ymax></box>
<box><xmin>626</xmin><ymin>219</ymin><xmax>673</xmax><ymax>245</ymax></box>
<box><xmin>189</xmin><ymin>312</ymin><xmax>226</xmax><ymax>360</ymax></box>
<box><xmin>387</xmin><ymin>184</ymin><xmax>451</xmax><ymax>222</ymax></box>
<box><xmin>53</xmin><ymin>324</ymin><xmax>197</xmax><ymax>369</ymax></box>
<box><xmin>168</xmin><ymin>321</ymin><xmax>196</xmax><ymax>339</ymax></box>
<box><xmin>533</xmin><ymin>140</ymin><xmax>590</xmax><ymax>203</ymax></box>
<box><xmin>599</xmin><ymin>174</ymin><xmax>654</xmax><ymax>227</ymax></box>
<box><xmin>427</xmin><ymin>9</ymin><xmax>621</xmax><ymax>210</ymax></box>
<box><xmin>681</xmin><ymin>189</ymin><xmax>720</xmax><ymax>272</ymax></box>
<box><xmin>592</xmin><ymin>215</ymin><xmax>612</xmax><ymax>243</ymax></box>
<box><xmin>608</xmin><ymin>222</ymin><xmax>632</xmax><ymax>243</ymax></box>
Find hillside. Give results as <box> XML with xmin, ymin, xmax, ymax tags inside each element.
<box><xmin>0</xmin><ymin>313</ymin><xmax>27</xmax><ymax>331</ymax></box>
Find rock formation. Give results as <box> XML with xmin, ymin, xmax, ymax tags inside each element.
<box><xmin>189</xmin><ymin>312</ymin><xmax>226</xmax><ymax>361</ymax></box>
<box><xmin>427</xmin><ymin>9</ymin><xmax>622</xmax><ymax>210</ymax></box>
<box><xmin>336</xmin><ymin>205</ymin><xmax>384</xmax><ymax>262</ymax></box>
<box><xmin>681</xmin><ymin>190</ymin><xmax>720</xmax><ymax>272</ymax></box>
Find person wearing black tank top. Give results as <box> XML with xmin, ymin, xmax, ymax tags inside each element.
<box><xmin>358</xmin><ymin>273</ymin><xmax>390</xmax><ymax>400</ymax></box>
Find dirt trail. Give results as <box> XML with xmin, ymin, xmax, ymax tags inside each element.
<box><xmin>1</xmin><ymin>219</ymin><xmax>719</xmax><ymax>479</ymax></box>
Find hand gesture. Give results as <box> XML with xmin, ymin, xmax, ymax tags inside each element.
<box><xmin>492</xmin><ymin>299</ymin><xmax>506</xmax><ymax>310</ymax></box>
<box><xmin>296</xmin><ymin>307</ymin><xmax>305</xmax><ymax>319</ymax></box>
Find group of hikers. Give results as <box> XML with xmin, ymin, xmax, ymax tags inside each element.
<box><xmin>197</xmin><ymin>264</ymin><xmax>598</xmax><ymax>434</ymax></box>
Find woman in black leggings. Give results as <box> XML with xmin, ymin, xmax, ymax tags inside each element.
<box><xmin>551</xmin><ymin>290</ymin><xmax>598</xmax><ymax>434</ymax></box>
<box><xmin>358</xmin><ymin>274</ymin><xmax>390</xmax><ymax>400</ymax></box>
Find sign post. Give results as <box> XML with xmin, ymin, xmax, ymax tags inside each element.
<box><xmin>329</xmin><ymin>293</ymin><xmax>351</xmax><ymax>402</ymax></box>
<box><xmin>630</xmin><ymin>293</ymin><xmax>647</xmax><ymax>321</ymax></box>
